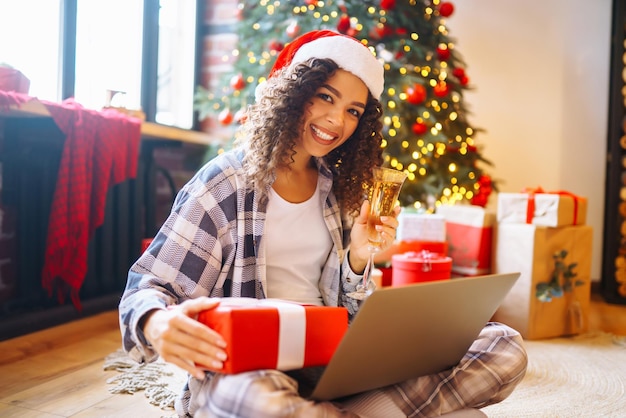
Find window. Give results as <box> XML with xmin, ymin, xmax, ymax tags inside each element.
<box><xmin>0</xmin><ymin>0</ymin><xmax>62</xmax><ymax>102</ymax></box>
<box><xmin>74</xmin><ymin>0</ymin><xmax>144</xmax><ymax>111</ymax></box>
<box><xmin>156</xmin><ymin>0</ymin><xmax>197</xmax><ymax>128</ymax></box>
<box><xmin>0</xmin><ymin>0</ymin><xmax>200</xmax><ymax>129</ymax></box>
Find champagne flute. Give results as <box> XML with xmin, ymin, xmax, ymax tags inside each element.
<box><xmin>347</xmin><ymin>166</ymin><xmax>407</xmax><ymax>301</ymax></box>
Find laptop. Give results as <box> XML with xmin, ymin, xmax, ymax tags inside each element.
<box><xmin>306</xmin><ymin>272</ymin><xmax>520</xmax><ymax>401</ymax></box>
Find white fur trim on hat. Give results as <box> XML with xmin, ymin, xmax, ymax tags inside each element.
<box><xmin>292</xmin><ymin>36</ymin><xmax>384</xmax><ymax>99</ymax></box>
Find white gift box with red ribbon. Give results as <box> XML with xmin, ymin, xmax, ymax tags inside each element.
<box><xmin>197</xmin><ymin>298</ymin><xmax>348</xmax><ymax>373</ymax></box>
<box><xmin>497</xmin><ymin>190</ymin><xmax>587</xmax><ymax>227</ymax></box>
<box><xmin>397</xmin><ymin>210</ymin><xmax>446</xmax><ymax>242</ymax></box>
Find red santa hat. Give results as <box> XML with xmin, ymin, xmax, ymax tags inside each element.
<box><xmin>266</xmin><ymin>30</ymin><xmax>384</xmax><ymax>99</ymax></box>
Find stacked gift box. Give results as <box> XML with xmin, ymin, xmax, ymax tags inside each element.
<box><xmin>379</xmin><ymin>192</ymin><xmax>591</xmax><ymax>340</ymax></box>
<box><xmin>436</xmin><ymin>204</ymin><xmax>496</xmax><ymax>277</ymax></box>
<box><xmin>355</xmin><ymin>189</ymin><xmax>591</xmax><ymax>341</ymax></box>
<box><xmin>374</xmin><ymin>207</ymin><xmax>493</xmax><ymax>286</ymax></box>
<box><xmin>492</xmin><ymin>190</ymin><xmax>592</xmax><ymax>340</ymax></box>
<box><xmin>374</xmin><ymin>209</ymin><xmax>451</xmax><ymax>286</ymax></box>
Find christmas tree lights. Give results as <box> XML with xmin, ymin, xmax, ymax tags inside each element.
<box><xmin>194</xmin><ymin>0</ymin><xmax>495</xmax><ymax>209</ymax></box>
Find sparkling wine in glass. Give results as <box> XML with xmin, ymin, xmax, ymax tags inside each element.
<box><xmin>348</xmin><ymin>166</ymin><xmax>407</xmax><ymax>301</ymax></box>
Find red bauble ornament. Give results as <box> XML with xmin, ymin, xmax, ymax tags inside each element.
<box><xmin>286</xmin><ymin>22</ymin><xmax>300</xmax><ymax>38</ymax></box>
<box><xmin>230</xmin><ymin>74</ymin><xmax>246</xmax><ymax>91</ymax></box>
<box><xmin>268</xmin><ymin>39</ymin><xmax>284</xmax><ymax>52</ymax></box>
<box><xmin>406</xmin><ymin>84</ymin><xmax>427</xmax><ymax>105</ymax></box>
<box><xmin>412</xmin><ymin>122</ymin><xmax>428</xmax><ymax>135</ymax></box>
<box><xmin>433</xmin><ymin>81</ymin><xmax>449</xmax><ymax>97</ymax></box>
<box><xmin>452</xmin><ymin>67</ymin><xmax>465</xmax><ymax>78</ymax></box>
<box><xmin>337</xmin><ymin>14</ymin><xmax>351</xmax><ymax>33</ymax></box>
<box><xmin>436</xmin><ymin>46</ymin><xmax>450</xmax><ymax>61</ymax></box>
<box><xmin>452</xmin><ymin>68</ymin><xmax>469</xmax><ymax>85</ymax></box>
<box><xmin>471</xmin><ymin>174</ymin><xmax>493</xmax><ymax>207</ymax></box>
<box><xmin>380</xmin><ymin>0</ymin><xmax>396</xmax><ymax>10</ymax></box>
<box><xmin>439</xmin><ymin>2</ymin><xmax>455</xmax><ymax>17</ymax></box>
<box><xmin>478</xmin><ymin>174</ymin><xmax>493</xmax><ymax>188</ymax></box>
<box><xmin>378</xmin><ymin>24</ymin><xmax>394</xmax><ymax>38</ymax></box>
<box><xmin>471</xmin><ymin>193</ymin><xmax>488</xmax><ymax>207</ymax></box>
<box><xmin>305</xmin><ymin>0</ymin><xmax>318</xmax><ymax>5</ymax></box>
<box><xmin>218</xmin><ymin>108</ymin><xmax>233</xmax><ymax>125</ymax></box>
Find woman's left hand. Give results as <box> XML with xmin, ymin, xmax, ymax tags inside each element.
<box><xmin>348</xmin><ymin>200</ymin><xmax>401</xmax><ymax>274</ymax></box>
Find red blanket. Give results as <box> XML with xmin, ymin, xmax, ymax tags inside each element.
<box><xmin>0</xmin><ymin>92</ymin><xmax>141</xmax><ymax>309</ymax></box>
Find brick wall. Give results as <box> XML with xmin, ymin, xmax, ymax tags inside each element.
<box><xmin>200</xmin><ymin>0</ymin><xmax>239</xmax><ymax>135</ymax></box>
<box><xmin>203</xmin><ymin>0</ymin><xmax>239</xmax><ymax>71</ymax></box>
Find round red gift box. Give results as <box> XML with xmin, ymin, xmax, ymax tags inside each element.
<box><xmin>376</xmin><ymin>240</ymin><xmax>449</xmax><ymax>287</ymax></box>
<box><xmin>391</xmin><ymin>251</ymin><xmax>452</xmax><ymax>286</ymax></box>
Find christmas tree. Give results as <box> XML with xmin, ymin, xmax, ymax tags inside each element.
<box><xmin>194</xmin><ymin>0</ymin><xmax>494</xmax><ymax>209</ymax></box>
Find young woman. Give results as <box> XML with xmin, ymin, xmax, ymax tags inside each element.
<box><xmin>119</xmin><ymin>30</ymin><xmax>527</xmax><ymax>417</ymax></box>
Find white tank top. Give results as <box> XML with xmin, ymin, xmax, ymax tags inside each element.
<box><xmin>265</xmin><ymin>183</ymin><xmax>333</xmax><ymax>305</ymax></box>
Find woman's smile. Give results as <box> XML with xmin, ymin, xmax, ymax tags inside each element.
<box><xmin>310</xmin><ymin>124</ymin><xmax>337</xmax><ymax>142</ymax></box>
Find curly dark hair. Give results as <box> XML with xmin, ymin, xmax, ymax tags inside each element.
<box><xmin>234</xmin><ymin>58</ymin><xmax>384</xmax><ymax>216</ymax></box>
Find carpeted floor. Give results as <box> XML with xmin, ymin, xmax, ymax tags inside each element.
<box><xmin>481</xmin><ymin>332</ymin><xmax>626</xmax><ymax>417</ymax></box>
<box><xmin>104</xmin><ymin>332</ymin><xmax>626</xmax><ymax>417</ymax></box>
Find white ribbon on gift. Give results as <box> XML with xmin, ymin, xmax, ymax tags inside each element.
<box><xmin>218</xmin><ymin>298</ymin><xmax>307</xmax><ymax>370</ymax></box>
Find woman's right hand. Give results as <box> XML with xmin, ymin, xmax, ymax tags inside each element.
<box><xmin>142</xmin><ymin>297</ymin><xmax>228</xmax><ymax>379</ymax></box>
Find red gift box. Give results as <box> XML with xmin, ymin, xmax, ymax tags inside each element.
<box><xmin>197</xmin><ymin>298</ymin><xmax>348</xmax><ymax>374</ymax></box>
<box><xmin>0</xmin><ymin>67</ymin><xmax>30</xmax><ymax>94</ymax></box>
<box><xmin>437</xmin><ymin>205</ymin><xmax>495</xmax><ymax>276</ymax></box>
<box><xmin>376</xmin><ymin>240</ymin><xmax>449</xmax><ymax>286</ymax></box>
<box><xmin>391</xmin><ymin>251</ymin><xmax>452</xmax><ymax>286</ymax></box>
